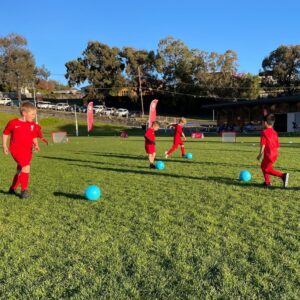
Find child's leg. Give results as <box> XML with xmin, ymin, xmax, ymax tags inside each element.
<box><xmin>19</xmin><ymin>165</ymin><xmax>30</xmax><ymax>191</ymax></box>
<box><xmin>166</xmin><ymin>143</ymin><xmax>179</xmax><ymax>156</ymax></box>
<box><xmin>180</xmin><ymin>144</ymin><xmax>185</xmax><ymax>156</ymax></box>
<box><xmin>11</xmin><ymin>165</ymin><xmax>22</xmax><ymax>190</ymax></box>
<box><xmin>261</xmin><ymin>159</ymin><xmax>283</xmax><ymax>184</ymax></box>
<box><xmin>148</xmin><ymin>154</ymin><xmax>154</xmax><ymax>164</ymax></box>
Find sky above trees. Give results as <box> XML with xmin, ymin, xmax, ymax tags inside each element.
<box><xmin>1</xmin><ymin>0</ymin><xmax>299</xmax><ymax>83</ymax></box>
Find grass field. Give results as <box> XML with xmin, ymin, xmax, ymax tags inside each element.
<box><xmin>0</xmin><ymin>112</ymin><xmax>299</xmax><ymax>299</ymax></box>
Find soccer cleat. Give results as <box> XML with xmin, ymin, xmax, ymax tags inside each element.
<box><xmin>20</xmin><ymin>190</ymin><xmax>29</xmax><ymax>199</ymax></box>
<box><xmin>165</xmin><ymin>151</ymin><xmax>169</xmax><ymax>159</ymax></box>
<box><xmin>8</xmin><ymin>188</ymin><xmax>17</xmax><ymax>195</ymax></box>
<box><xmin>282</xmin><ymin>173</ymin><xmax>289</xmax><ymax>188</ymax></box>
<box><xmin>263</xmin><ymin>182</ymin><xmax>272</xmax><ymax>188</ymax></box>
<box><xmin>182</xmin><ymin>154</ymin><xmax>186</xmax><ymax>158</ymax></box>
<box><xmin>149</xmin><ymin>164</ymin><xmax>156</xmax><ymax>169</ymax></box>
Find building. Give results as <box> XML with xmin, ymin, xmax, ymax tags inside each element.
<box><xmin>203</xmin><ymin>95</ymin><xmax>300</xmax><ymax>132</ymax></box>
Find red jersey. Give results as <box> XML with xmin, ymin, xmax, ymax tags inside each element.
<box><xmin>260</xmin><ymin>127</ymin><xmax>280</xmax><ymax>160</ymax></box>
<box><xmin>174</xmin><ymin>124</ymin><xmax>183</xmax><ymax>144</ymax></box>
<box><xmin>3</xmin><ymin>119</ymin><xmax>39</xmax><ymax>152</ymax></box>
<box><xmin>144</xmin><ymin>128</ymin><xmax>155</xmax><ymax>145</ymax></box>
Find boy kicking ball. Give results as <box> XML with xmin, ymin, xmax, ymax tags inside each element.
<box><xmin>257</xmin><ymin>114</ymin><xmax>289</xmax><ymax>188</ymax></box>
<box><xmin>2</xmin><ymin>102</ymin><xmax>41</xmax><ymax>199</ymax></box>
<box><xmin>165</xmin><ymin>117</ymin><xmax>187</xmax><ymax>158</ymax></box>
<box><xmin>144</xmin><ymin>121</ymin><xmax>160</xmax><ymax>168</ymax></box>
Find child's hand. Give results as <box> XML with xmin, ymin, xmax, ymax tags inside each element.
<box><xmin>41</xmin><ymin>138</ymin><xmax>49</xmax><ymax>145</ymax></box>
<box><xmin>34</xmin><ymin>144</ymin><xmax>40</xmax><ymax>152</ymax></box>
<box><xmin>257</xmin><ymin>153</ymin><xmax>262</xmax><ymax>161</ymax></box>
<box><xmin>3</xmin><ymin>146</ymin><xmax>9</xmax><ymax>155</ymax></box>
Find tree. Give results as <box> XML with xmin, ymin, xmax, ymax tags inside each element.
<box><xmin>0</xmin><ymin>33</ymin><xmax>36</xmax><ymax>100</ymax></box>
<box><xmin>65</xmin><ymin>41</ymin><xmax>125</xmax><ymax>99</ymax></box>
<box><xmin>262</xmin><ymin>45</ymin><xmax>300</xmax><ymax>94</ymax></box>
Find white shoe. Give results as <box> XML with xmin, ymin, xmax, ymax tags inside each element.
<box><xmin>165</xmin><ymin>151</ymin><xmax>169</xmax><ymax>159</ymax></box>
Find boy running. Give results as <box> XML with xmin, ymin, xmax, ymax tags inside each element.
<box><xmin>165</xmin><ymin>117</ymin><xmax>187</xmax><ymax>158</ymax></box>
<box><xmin>2</xmin><ymin>101</ymin><xmax>40</xmax><ymax>198</ymax></box>
<box><xmin>257</xmin><ymin>114</ymin><xmax>289</xmax><ymax>188</ymax></box>
<box><xmin>144</xmin><ymin>121</ymin><xmax>160</xmax><ymax>168</ymax></box>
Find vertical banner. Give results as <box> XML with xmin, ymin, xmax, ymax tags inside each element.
<box><xmin>148</xmin><ymin>99</ymin><xmax>159</xmax><ymax>127</ymax></box>
<box><xmin>87</xmin><ymin>102</ymin><xmax>94</xmax><ymax>133</ymax></box>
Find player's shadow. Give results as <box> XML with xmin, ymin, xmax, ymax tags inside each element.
<box><xmin>53</xmin><ymin>192</ymin><xmax>85</xmax><ymax>200</ymax></box>
<box><xmin>67</xmin><ymin>162</ymin><xmax>285</xmax><ymax>190</ymax></box>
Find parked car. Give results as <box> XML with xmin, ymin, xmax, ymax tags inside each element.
<box><xmin>37</xmin><ymin>101</ymin><xmax>52</xmax><ymax>109</ymax></box>
<box><xmin>0</xmin><ymin>97</ymin><xmax>12</xmax><ymax>105</ymax></box>
<box><xmin>65</xmin><ymin>105</ymin><xmax>83</xmax><ymax>112</ymax></box>
<box><xmin>6</xmin><ymin>100</ymin><xmax>19</xmax><ymax>107</ymax></box>
<box><xmin>129</xmin><ymin>111</ymin><xmax>141</xmax><ymax>118</ymax></box>
<box><xmin>55</xmin><ymin>103</ymin><xmax>70</xmax><ymax>111</ymax></box>
<box><xmin>80</xmin><ymin>105</ymin><xmax>87</xmax><ymax>113</ymax></box>
<box><xmin>115</xmin><ymin>108</ymin><xmax>129</xmax><ymax>117</ymax></box>
<box><xmin>93</xmin><ymin>105</ymin><xmax>105</xmax><ymax>114</ymax></box>
<box><xmin>47</xmin><ymin>102</ymin><xmax>56</xmax><ymax>110</ymax></box>
<box><xmin>103</xmin><ymin>107</ymin><xmax>116</xmax><ymax>116</ymax></box>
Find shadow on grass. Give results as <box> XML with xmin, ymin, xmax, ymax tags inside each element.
<box><xmin>53</xmin><ymin>191</ymin><xmax>85</xmax><ymax>200</ymax></box>
<box><xmin>72</xmin><ymin>152</ymin><xmax>258</xmax><ymax>169</ymax></box>
<box><xmin>67</xmin><ymin>162</ymin><xmax>285</xmax><ymax>190</ymax></box>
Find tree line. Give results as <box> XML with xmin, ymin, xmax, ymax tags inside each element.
<box><xmin>1</xmin><ymin>33</ymin><xmax>300</xmax><ymax>103</ymax></box>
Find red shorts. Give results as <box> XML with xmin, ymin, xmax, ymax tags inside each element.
<box><xmin>145</xmin><ymin>144</ymin><xmax>155</xmax><ymax>154</ymax></box>
<box><xmin>174</xmin><ymin>139</ymin><xmax>183</xmax><ymax>145</ymax></box>
<box><xmin>10</xmin><ymin>149</ymin><xmax>32</xmax><ymax>167</ymax></box>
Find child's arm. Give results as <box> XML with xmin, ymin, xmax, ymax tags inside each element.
<box><xmin>257</xmin><ymin>145</ymin><xmax>265</xmax><ymax>160</ymax></box>
<box><xmin>33</xmin><ymin>138</ymin><xmax>40</xmax><ymax>152</ymax></box>
<box><xmin>2</xmin><ymin>134</ymin><xmax>9</xmax><ymax>155</ymax></box>
<box><xmin>181</xmin><ymin>131</ymin><xmax>186</xmax><ymax>141</ymax></box>
<box><xmin>144</xmin><ymin>135</ymin><xmax>155</xmax><ymax>144</ymax></box>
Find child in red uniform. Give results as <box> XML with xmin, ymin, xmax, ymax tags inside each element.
<box><xmin>144</xmin><ymin>121</ymin><xmax>160</xmax><ymax>168</ymax></box>
<box><xmin>257</xmin><ymin>114</ymin><xmax>289</xmax><ymax>188</ymax></box>
<box><xmin>165</xmin><ymin>117</ymin><xmax>187</xmax><ymax>158</ymax></box>
<box><xmin>2</xmin><ymin>102</ymin><xmax>40</xmax><ymax>198</ymax></box>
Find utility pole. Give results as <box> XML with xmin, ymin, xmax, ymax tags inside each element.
<box><xmin>138</xmin><ymin>66</ymin><xmax>144</xmax><ymax>116</ymax></box>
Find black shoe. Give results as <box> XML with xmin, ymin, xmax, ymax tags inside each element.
<box><xmin>8</xmin><ymin>188</ymin><xmax>17</xmax><ymax>195</ymax></box>
<box><xmin>20</xmin><ymin>190</ymin><xmax>29</xmax><ymax>199</ymax></box>
<box><xmin>263</xmin><ymin>182</ymin><xmax>272</xmax><ymax>188</ymax></box>
<box><xmin>149</xmin><ymin>164</ymin><xmax>156</xmax><ymax>169</ymax></box>
<box><xmin>282</xmin><ymin>173</ymin><xmax>289</xmax><ymax>188</ymax></box>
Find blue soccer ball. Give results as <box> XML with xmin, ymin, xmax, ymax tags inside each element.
<box><xmin>239</xmin><ymin>170</ymin><xmax>252</xmax><ymax>182</ymax></box>
<box><xmin>185</xmin><ymin>152</ymin><xmax>193</xmax><ymax>159</ymax></box>
<box><xmin>155</xmin><ymin>160</ymin><xmax>165</xmax><ymax>170</ymax></box>
<box><xmin>84</xmin><ymin>185</ymin><xmax>101</xmax><ymax>201</ymax></box>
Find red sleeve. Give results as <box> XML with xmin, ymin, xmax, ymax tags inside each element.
<box><xmin>144</xmin><ymin>129</ymin><xmax>151</xmax><ymax>139</ymax></box>
<box><xmin>260</xmin><ymin>131</ymin><xmax>266</xmax><ymax>146</ymax></box>
<box><xmin>36</xmin><ymin>125</ymin><xmax>43</xmax><ymax>138</ymax></box>
<box><xmin>3</xmin><ymin>120</ymin><xmax>15</xmax><ymax>135</ymax></box>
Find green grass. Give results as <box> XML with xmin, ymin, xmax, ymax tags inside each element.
<box><xmin>0</xmin><ymin>113</ymin><xmax>299</xmax><ymax>299</ymax></box>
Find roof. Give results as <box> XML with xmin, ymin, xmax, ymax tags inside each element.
<box><xmin>202</xmin><ymin>95</ymin><xmax>300</xmax><ymax>109</ymax></box>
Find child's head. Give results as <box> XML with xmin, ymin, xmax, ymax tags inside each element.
<box><xmin>20</xmin><ymin>101</ymin><xmax>37</xmax><ymax>122</ymax></box>
<box><xmin>151</xmin><ymin>121</ymin><xmax>160</xmax><ymax>131</ymax></box>
<box><xmin>179</xmin><ymin>117</ymin><xmax>187</xmax><ymax>125</ymax></box>
<box><xmin>263</xmin><ymin>114</ymin><xmax>275</xmax><ymax>128</ymax></box>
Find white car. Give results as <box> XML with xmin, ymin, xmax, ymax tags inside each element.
<box><xmin>55</xmin><ymin>103</ymin><xmax>70</xmax><ymax>111</ymax></box>
<box><xmin>115</xmin><ymin>108</ymin><xmax>129</xmax><ymax>117</ymax></box>
<box><xmin>93</xmin><ymin>105</ymin><xmax>105</xmax><ymax>114</ymax></box>
<box><xmin>103</xmin><ymin>107</ymin><xmax>116</xmax><ymax>116</ymax></box>
<box><xmin>37</xmin><ymin>101</ymin><xmax>52</xmax><ymax>109</ymax></box>
<box><xmin>0</xmin><ymin>97</ymin><xmax>12</xmax><ymax>105</ymax></box>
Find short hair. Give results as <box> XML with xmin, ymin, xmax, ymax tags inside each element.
<box><xmin>179</xmin><ymin>117</ymin><xmax>187</xmax><ymax>124</ymax></box>
<box><xmin>152</xmin><ymin>121</ymin><xmax>160</xmax><ymax>127</ymax></box>
<box><xmin>264</xmin><ymin>114</ymin><xmax>275</xmax><ymax>126</ymax></box>
<box><xmin>20</xmin><ymin>101</ymin><xmax>37</xmax><ymax>114</ymax></box>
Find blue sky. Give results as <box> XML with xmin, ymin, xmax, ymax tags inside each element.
<box><xmin>1</xmin><ymin>0</ymin><xmax>299</xmax><ymax>84</ymax></box>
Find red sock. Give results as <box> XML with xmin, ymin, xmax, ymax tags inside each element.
<box><xmin>181</xmin><ymin>145</ymin><xmax>185</xmax><ymax>156</ymax></box>
<box><xmin>11</xmin><ymin>166</ymin><xmax>21</xmax><ymax>190</ymax></box>
<box><xmin>19</xmin><ymin>172</ymin><xmax>29</xmax><ymax>191</ymax></box>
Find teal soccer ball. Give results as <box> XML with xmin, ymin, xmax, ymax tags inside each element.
<box><xmin>185</xmin><ymin>152</ymin><xmax>193</xmax><ymax>159</ymax></box>
<box><xmin>84</xmin><ymin>185</ymin><xmax>102</xmax><ymax>201</ymax></box>
<box><xmin>155</xmin><ymin>161</ymin><xmax>165</xmax><ymax>170</ymax></box>
<box><xmin>239</xmin><ymin>170</ymin><xmax>251</xmax><ymax>182</ymax></box>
